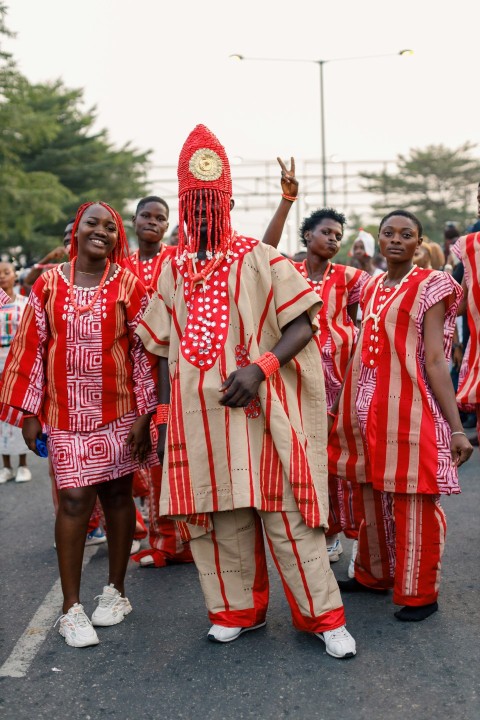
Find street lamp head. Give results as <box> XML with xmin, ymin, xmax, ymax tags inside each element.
<box><xmin>229</xmin><ymin>54</ymin><xmax>244</xmax><ymax>61</ymax></box>
<box><xmin>399</xmin><ymin>49</ymin><xmax>414</xmax><ymax>56</ymax></box>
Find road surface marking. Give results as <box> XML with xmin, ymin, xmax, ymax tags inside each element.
<box><xmin>0</xmin><ymin>545</ymin><xmax>100</xmax><ymax>678</ymax></box>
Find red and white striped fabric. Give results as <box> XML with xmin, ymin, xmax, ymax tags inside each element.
<box><xmin>354</xmin><ymin>484</ymin><xmax>446</xmax><ymax>605</ymax></box>
<box><xmin>290</xmin><ymin>262</ymin><xmax>368</xmax><ymax>539</ymax></box>
<box><xmin>329</xmin><ymin>267</ymin><xmax>462</xmax><ymax>495</ymax></box>
<box><xmin>451</xmin><ymin>232</ymin><xmax>480</xmax><ymax>409</ymax></box>
<box><xmin>293</xmin><ymin>262</ymin><xmax>368</xmax><ymax>406</ymax></box>
<box><xmin>136</xmin><ymin>238</ymin><xmax>327</xmax><ymax>530</ymax></box>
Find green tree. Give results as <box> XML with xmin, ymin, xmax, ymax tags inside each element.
<box><xmin>0</xmin><ymin>3</ymin><xmax>150</xmax><ymax>259</ymax></box>
<box><xmin>361</xmin><ymin>143</ymin><xmax>480</xmax><ymax>244</ymax></box>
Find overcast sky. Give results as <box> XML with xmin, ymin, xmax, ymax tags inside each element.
<box><xmin>5</xmin><ymin>0</ymin><xmax>480</xmax><ymax>247</ymax></box>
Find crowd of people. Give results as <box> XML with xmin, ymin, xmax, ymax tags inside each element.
<box><xmin>0</xmin><ymin>125</ymin><xmax>478</xmax><ymax>659</ymax></box>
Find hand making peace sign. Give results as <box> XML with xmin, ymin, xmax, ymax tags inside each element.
<box><xmin>277</xmin><ymin>156</ymin><xmax>298</xmax><ymax>200</ymax></box>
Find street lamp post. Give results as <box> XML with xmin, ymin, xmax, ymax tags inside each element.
<box><xmin>230</xmin><ymin>50</ymin><xmax>413</xmax><ymax>206</ymax></box>
<box><xmin>318</xmin><ymin>60</ymin><xmax>327</xmax><ymax>206</ymax></box>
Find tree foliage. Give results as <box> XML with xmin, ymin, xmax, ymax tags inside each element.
<box><xmin>0</xmin><ymin>3</ymin><xmax>151</xmax><ymax>258</ymax></box>
<box><xmin>361</xmin><ymin>143</ymin><xmax>480</xmax><ymax>244</ymax></box>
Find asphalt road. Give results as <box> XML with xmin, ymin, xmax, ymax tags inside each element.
<box><xmin>1</xmin><ymin>437</ymin><xmax>479</xmax><ymax>720</ymax></box>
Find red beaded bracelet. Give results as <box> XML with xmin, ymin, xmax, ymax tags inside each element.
<box><xmin>282</xmin><ymin>193</ymin><xmax>297</xmax><ymax>202</ymax></box>
<box><xmin>252</xmin><ymin>352</ymin><xmax>280</xmax><ymax>379</ymax></box>
<box><xmin>154</xmin><ymin>404</ymin><xmax>170</xmax><ymax>425</ymax></box>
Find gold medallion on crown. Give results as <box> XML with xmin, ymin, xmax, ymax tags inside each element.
<box><xmin>189</xmin><ymin>148</ymin><xmax>223</xmax><ymax>181</ymax></box>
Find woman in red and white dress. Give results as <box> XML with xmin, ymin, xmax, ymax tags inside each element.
<box><xmin>0</xmin><ymin>202</ymin><xmax>158</xmax><ymax>647</ymax></box>
<box><xmin>329</xmin><ymin>210</ymin><xmax>473</xmax><ymax>621</ymax></box>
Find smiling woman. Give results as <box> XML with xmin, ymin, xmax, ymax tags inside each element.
<box><xmin>0</xmin><ymin>201</ymin><xmax>159</xmax><ymax>648</ymax></box>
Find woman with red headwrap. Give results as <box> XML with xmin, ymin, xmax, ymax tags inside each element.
<box><xmin>0</xmin><ymin>202</ymin><xmax>158</xmax><ymax>648</ymax></box>
<box><xmin>137</xmin><ymin>125</ymin><xmax>356</xmax><ymax>659</ymax></box>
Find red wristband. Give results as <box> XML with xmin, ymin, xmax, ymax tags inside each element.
<box><xmin>252</xmin><ymin>352</ymin><xmax>280</xmax><ymax>379</ymax></box>
<box><xmin>327</xmin><ymin>411</ymin><xmax>336</xmax><ymax>419</ymax></box>
<box><xmin>282</xmin><ymin>193</ymin><xmax>297</xmax><ymax>202</ymax></box>
<box><xmin>154</xmin><ymin>404</ymin><xmax>170</xmax><ymax>425</ymax></box>
<box><xmin>23</xmin><ymin>413</ymin><xmax>36</xmax><ymax>419</ymax></box>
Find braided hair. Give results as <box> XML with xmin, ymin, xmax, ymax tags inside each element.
<box><xmin>69</xmin><ymin>202</ymin><xmax>130</xmax><ymax>264</ymax></box>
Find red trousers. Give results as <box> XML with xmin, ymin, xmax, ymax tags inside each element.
<box><xmin>132</xmin><ymin>464</ymin><xmax>192</xmax><ymax>566</ymax></box>
<box><xmin>354</xmin><ymin>484</ymin><xmax>446</xmax><ymax>606</ymax></box>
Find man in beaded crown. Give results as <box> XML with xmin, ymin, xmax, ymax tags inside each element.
<box><xmin>175</xmin><ymin>124</ymin><xmax>236</xmax><ymax>285</ymax></box>
<box><xmin>136</xmin><ymin>125</ymin><xmax>357</xmax><ymax>659</ymax></box>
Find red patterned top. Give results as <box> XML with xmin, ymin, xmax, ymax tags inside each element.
<box><xmin>292</xmin><ymin>261</ymin><xmax>368</xmax><ymax>406</ymax></box>
<box><xmin>122</xmin><ymin>244</ymin><xmax>176</xmax><ymax>296</ymax></box>
<box><xmin>0</xmin><ymin>265</ymin><xmax>157</xmax><ymax>431</ymax></box>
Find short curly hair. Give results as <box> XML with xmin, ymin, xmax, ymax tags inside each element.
<box><xmin>299</xmin><ymin>208</ymin><xmax>346</xmax><ymax>247</ymax></box>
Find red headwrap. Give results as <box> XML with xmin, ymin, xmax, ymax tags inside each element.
<box><xmin>177</xmin><ymin>125</ymin><xmax>233</xmax><ymax>274</ymax></box>
<box><xmin>69</xmin><ymin>201</ymin><xmax>130</xmax><ymax>265</ymax></box>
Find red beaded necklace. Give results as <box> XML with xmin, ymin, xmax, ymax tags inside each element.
<box><xmin>186</xmin><ymin>250</ymin><xmax>229</xmax><ymax>287</ymax></box>
<box><xmin>68</xmin><ymin>257</ymin><xmax>111</xmax><ymax>316</ymax></box>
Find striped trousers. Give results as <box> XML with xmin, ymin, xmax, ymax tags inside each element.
<box><xmin>189</xmin><ymin>507</ymin><xmax>346</xmax><ymax>633</ymax></box>
<box><xmin>354</xmin><ymin>484</ymin><xmax>446</xmax><ymax>606</ymax></box>
<box><xmin>327</xmin><ymin>475</ymin><xmax>364</xmax><ymax>539</ymax></box>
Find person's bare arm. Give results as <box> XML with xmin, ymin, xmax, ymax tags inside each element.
<box><xmin>456</xmin><ymin>275</ymin><xmax>468</xmax><ymax>316</ymax></box>
<box><xmin>219</xmin><ymin>311</ymin><xmax>312</xmax><ymax>407</ymax></box>
<box><xmin>424</xmin><ymin>300</ymin><xmax>472</xmax><ymax>467</ymax></box>
<box><xmin>156</xmin><ymin>356</ymin><xmax>170</xmax><ymax>465</ymax></box>
<box><xmin>262</xmin><ymin>157</ymin><xmax>298</xmax><ymax>248</ymax></box>
<box><xmin>24</xmin><ymin>246</ymin><xmax>68</xmax><ymax>286</ymax></box>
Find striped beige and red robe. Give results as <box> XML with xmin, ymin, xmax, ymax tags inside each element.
<box><xmin>136</xmin><ymin>236</ymin><xmax>328</xmax><ymax>534</ymax></box>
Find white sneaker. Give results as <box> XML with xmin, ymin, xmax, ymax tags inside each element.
<box><xmin>15</xmin><ymin>466</ymin><xmax>32</xmax><ymax>483</ymax></box>
<box><xmin>207</xmin><ymin>621</ymin><xmax>266</xmax><ymax>643</ymax></box>
<box><xmin>91</xmin><ymin>584</ymin><xmax>132</xmax><ymax>627</ymax></box>
<box><xmin>56</xmin><ymin>603</ymin><xmax>99</xmax><ymax>648</ymax></box>
<box><xmin>0</xmin><ymin>467</ymin><xmax>15</xmax><ymax>484</ymax></box>
<box><xmin>316</xmin><ymin>625</ymin><xmax>356</xmax><ymax>659</ymax></box>
<box><xmin>326</xmin><ymin>535</ymin><xmax>343</xmax><ymax>563</ymax></box>
<box><xmin>348</xmin><ymin>540</ymin><xmax>358</xmax><ymax>579</ymax></box>
<box><xmin>130</xmin><ymin>539</ymin><xmax>141</xmax><ymax>555</ymax></box>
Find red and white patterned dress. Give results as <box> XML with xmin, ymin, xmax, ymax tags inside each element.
<box><xmin>328</xmin><ymin>268</ymin><xmax>462</xmax><ymax>603</ymax></box>
<box><xmin>0</xmin><ymin>264</ymin><xmax>158</xmax><ymax>489</ymax></box>
<box><xmin>329</xmin><ymin>267</ymin><xmax>462</xmax><ymax>495</ymax></box>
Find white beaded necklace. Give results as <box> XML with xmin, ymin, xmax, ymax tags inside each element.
<box><xmin>362</xmin><ymin>265</ymin><xmax>417</xmax><ymax>332</ymax></box>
